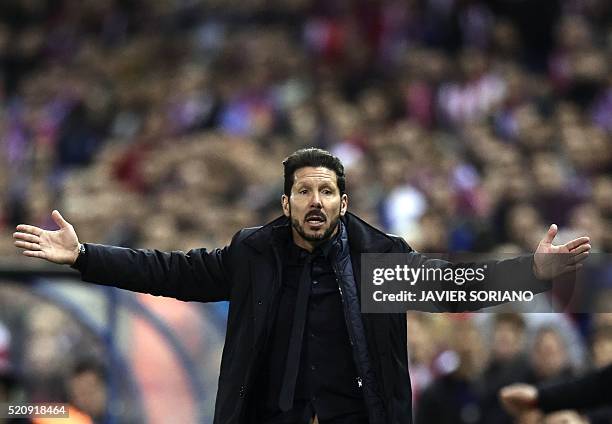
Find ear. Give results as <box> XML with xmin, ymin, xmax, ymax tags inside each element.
<box><xmin>340</xmin><ymin>193</ymin><xmax>348</xmax><ymax>216</ymax></box>
<box><xmin>281</xmin><ymin>194</ymin><xmax>290</xmax><ymax>217</ymax></box>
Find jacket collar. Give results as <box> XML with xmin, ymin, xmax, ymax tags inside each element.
<box><xmin>243</xmin><ymin>212</ymin><xmax>395</xmax><ymax>254</ymax></box>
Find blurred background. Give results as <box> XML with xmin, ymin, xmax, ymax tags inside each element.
<box><xmin>0</xmin><ymin>0</ymin><xmax>611</xmax><ymax>423</ymax></box>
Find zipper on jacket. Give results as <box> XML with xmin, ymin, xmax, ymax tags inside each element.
<box><xmin>331</xmin><ymin>229</ymin><xmax>383</xmax><ymax>423</ymax></box>
<box><xmin>333</xmin><ymin>265</ymin><xmax>355</xmax><ymax>347</ymax></box>
<box><xmin>332</xmin><ymin>263</ymin><xmax>365</xmax><ymax>394</ymax></box>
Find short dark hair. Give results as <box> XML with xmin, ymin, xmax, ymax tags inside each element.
<box><xmin>71</xmin><ymin>358</ymin><xmax>106</xmax><ymax>381</ymax></box>
<box><xmin>494</xmin><ymin>313</ymin><xmax>526</xmax><ymax>332</ymax></box>
<box><xmin>282</xmin><ymin>148</ymin><xmax>345</xmax><ymax>196</ymax></box>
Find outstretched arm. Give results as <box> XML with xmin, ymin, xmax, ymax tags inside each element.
<box><xmin>499</xmin><ymin>364</ymin><xmax>612</xmax><ymax>415</ymax></box>
<box><xmin>13</xmin><ymin>210</ymin><xmax>235</xmax><ymax>302</ymax></box>
<box><xmin>398</xmin><ymin>224</ymin><xmax>591</xmax><ymax>312</ymax></box>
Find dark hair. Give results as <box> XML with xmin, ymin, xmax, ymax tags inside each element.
<box><xmin>494</xmin><ymin>313</ymin><xmax>526</xmax><ymax>332</ymax></box>
<box><xmin>71</xmin><ymin>358</ymin><xmax>107</xmax><ymax>381</ymax></box>
<box><xmin>282</xmin><ymin>148</ymin><xmax>345</xmax><ymax>196</ymax></box>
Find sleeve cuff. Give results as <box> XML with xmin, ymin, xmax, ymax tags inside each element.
<box><xmin>70</xmin><ymin>243</ymin><xmax>89</xmax><ymax>272</ymax></box>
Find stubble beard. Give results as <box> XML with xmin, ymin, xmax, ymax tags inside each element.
<box><xmin>290</xmin><ymin>207</ymin><xmax>341</xmax><ymax>245</ymax></box>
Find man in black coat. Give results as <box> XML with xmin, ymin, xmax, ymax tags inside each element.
<box><xmin>13</xmin><ymin>148</ymin><xmax>591</xmax><ymax>424</ymax></box>
<box><xmin>500</xmin><ymin>363</ymin><xmax>612</xmax><ymax>422</ymax></box>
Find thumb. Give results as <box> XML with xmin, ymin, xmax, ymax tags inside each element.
<box><xmin>51</xmin><ymin>210</ymin><xmax>70</xmax><ymax>229</ymax></box>
<box><xmin>542</xmin><ymin>224</ymin><xmax>557</xmax><ymax>244</ymax></box>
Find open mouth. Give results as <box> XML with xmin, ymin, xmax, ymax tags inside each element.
<box><xmin>305</xmin><ymin>212</ymin><xmax>326</xmax><ymax>228</ymax></box>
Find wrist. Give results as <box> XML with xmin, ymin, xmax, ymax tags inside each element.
<box><xmin>532</xmin><ymin>259</ymin><xmax>540</xmax><ymax>279</ymax></box>
<box><xmin>72</xmin><ymin>243</ymin><xmax>85</xmax><ymax>265</ymax></box>
<box><xmin>532</xmin><ymin>255</ymin><xmax>548</xmax><ymax>281</ymax></box>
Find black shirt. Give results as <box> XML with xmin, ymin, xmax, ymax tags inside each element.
<box><xmin>256</xmin><ymin>228</ymin><xmax>367</xmax><ymax>422</ymax></box>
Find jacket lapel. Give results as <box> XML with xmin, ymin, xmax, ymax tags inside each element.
<box><xmin>343</xmin><ymin>212</ymin><xmax>396</xmax><ymax>254</ymax></box>
<box><xmin>343</xmin><ymin>212</ymin><xmax>398</xmax><ymax>393</ymax></box>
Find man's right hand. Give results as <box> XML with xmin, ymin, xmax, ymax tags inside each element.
<box><xmin>13</xmin><ymin>210</ymin><xmax>81</xmax><ymax>265</ymax></box>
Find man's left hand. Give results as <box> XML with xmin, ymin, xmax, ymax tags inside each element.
<box><xmin>533</xmin><ymin>224</ymin><xmax>591</xmax><ymax>280</ymax></box>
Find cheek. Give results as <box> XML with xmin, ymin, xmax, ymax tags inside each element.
<box><xmin>328</xmin><ymin>199</ymin><xmax>342</xmax><ymax>212</ymax></box>
<box><xmin>287</xmin><ymin>200</ymin><xmax>304</xmax><ymax>217</ymax></box>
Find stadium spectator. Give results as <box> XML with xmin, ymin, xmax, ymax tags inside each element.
<box><xmin>67</xmin><ymin>359</ymin><xmax>108</xmax><ymax>424</ymax></box>
<box><xmin>1</xmin><ymin>0</ymin><xmax>610</xmax><ymax>422</ymax></box>
<box><xmin>480</xmin><ymin>313</ymin><xmax>530</xmax><ymax>424</ymax></box>
<box><xmin>415</xmin><ymin>319</ymin><xmax>486</xmax><ymax>424</ymax></box>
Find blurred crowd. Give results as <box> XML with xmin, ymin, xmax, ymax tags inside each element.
<box><xmin>409</xmin><ymin>312</ymin><xmax>612</xmax><ymax>424</ymax></box>
<box><xmin>0</xmin><ymin>0</ymin><xmax>611</xmax><ymax>423</ymax></box>
<box><xmin>0</xmin><ymin>0</ymin><xmax>611</xmax><ymax>254</ymax></box>
<box><xmin>0</xmin><ymin>283</ymin><xmax>146</xmax><ymax>424</ymax></box>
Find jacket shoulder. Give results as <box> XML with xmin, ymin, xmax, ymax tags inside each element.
<box><xmin>344</xmin><ymin>212</ymin><xmax>414</xmax><ymax>253</ymax></box>
<box><xmin>230</xmin><ymin>226</ymin><xmax>262</xmax><ymax>246</ymax></box>
<box><xmin>387</xmin><ymin>233</ymin><xmax>414</xmax><ymax>253</ymax></box>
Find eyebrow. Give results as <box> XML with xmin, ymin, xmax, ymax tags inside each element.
<box><xmin>294</xmin><ymin>182</ymin><xmax>337</xmax><ymax>191</ymax></box>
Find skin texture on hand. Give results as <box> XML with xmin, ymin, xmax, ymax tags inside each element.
<box><xmin>532</xmin><ymin>224</ymin><xmax>591</xmax><ymax>280</ymax></box>
<box><xmin>544</xmin><ymin>410</ymin><xmax>589</xmax><ymax>424</ymax></box>
<box><xmin>500</xmin><ymin>383</ymin><xmax>539</xmax><ymax>416</ymax></box>
<box><xmin>13</xmin><ymin>210</ymin><xmax>80</xmax><ymax>265</ymax></box>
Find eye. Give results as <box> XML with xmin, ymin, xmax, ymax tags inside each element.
<box><xmin>298</xmin><ymin>189</ymin><xmax>308</xmax><ymax>195</ymax></box>
<box><xmin>322</xmin><ymin>189</ymin><xmax>332</xmax><ymax>195</ymax></box>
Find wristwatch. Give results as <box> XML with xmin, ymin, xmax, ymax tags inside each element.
<box><xmin>72</xmin><ymin>243</ymin><xmax>87</xmax><ymax>269</ymax></box>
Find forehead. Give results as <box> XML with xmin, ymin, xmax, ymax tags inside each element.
<box><xmin>293</xmin><ymin>166</ymin><xmax>338</xmax><ymax>186</ymax></box>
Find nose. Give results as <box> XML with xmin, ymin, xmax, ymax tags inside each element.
<box><xmin>309</xmin><ymin>192</ymin><xmax>322</xmax><ymax>208</ymax></box>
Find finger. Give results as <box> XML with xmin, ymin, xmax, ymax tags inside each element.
<box><xmin>565</xmin><ymin>236</ymin><xmax>590</xmax><ymax>251</ymax></box>
<box><xmin>542</xmin><ymin>224</ymin><xmax>558</xmax><ymax>244</ymax></box>
<box><xmin>570</xmin><ymin>244</ymin><xmax>591</xmax><ymax>256</ymax></box>
<box><xmin>15</xmin><ymin>224</ymin><xmax>43</xmax><ymax>236</ymax></box>
<box><xmin>23</xmin><ymin>250</ymin><xmax>46</xmax><ymax>259</ymax></box>
<box><xmin>568</xmin><ymin>251</ymin><xmax>589</xmax><ymax>264</ymax></box>
<box><xmin>14</xmin><ymin>240</ymin><xmax>41</xmax><ymax>251</ymax></box>
<box><xmin>13</xmin><ymin>232</ymin><xmax>41</xmax><ymax>243</ymax></box>
<box><xmin>560</xmin><ymin>263</ymin><xmax>583</xmax><ymax>274</ymax></box>
<box><xmin>51</xmin><ymin>210</ymin><xmax>70</xmax><ymax>229</ymax></box>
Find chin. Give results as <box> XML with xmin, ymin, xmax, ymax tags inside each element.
<box><xmin>305</xmin><ymin>231</ymin><xmax>326</xmax><ymax>241</ymax></box>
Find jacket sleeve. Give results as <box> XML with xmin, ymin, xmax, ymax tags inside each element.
<box><xmin>538</xmin><ymin>364</ymin><xmax>612</xmax><ymax>413</ymax></box>
<box><xmin>72</xmin><ymin>231</ymin><xmax>241</xmax><ymax>302</ymax></box>
<box><xmin>394</xmin><ymin>238</ymin><xmax>551</xmax><ymax>312</ymax></box>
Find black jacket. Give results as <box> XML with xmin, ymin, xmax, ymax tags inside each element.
<box><xmin>538</xmin><ymin>364</ymin><xmax>612</xmax><ymax>413</ymax></box>
<box><xmin>74</xmin><ymin>212</ymin><xmax>542</xmax><ymax>424</ymax></box>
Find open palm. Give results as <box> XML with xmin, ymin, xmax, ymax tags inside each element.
<box><xmin>13</xmin><ymin>210</ymin><xmax>80</xmax><ymax>265</ymax></box>
<box><xmin>533</xmin><ymin>224</ymin><xmax>591</xmax><ymax>280</ymax></box>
